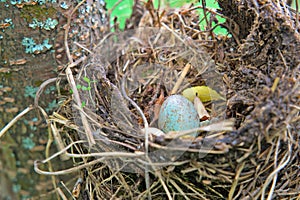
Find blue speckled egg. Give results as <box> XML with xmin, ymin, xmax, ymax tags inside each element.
<box><xmin>158</xmin><ymin>95</ymin><xmax>200</xmax><ymax>136</ymax></box>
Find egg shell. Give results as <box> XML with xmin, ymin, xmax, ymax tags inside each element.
<box><xmin>158</xmin><ymin>95</ymin><xmax>200</xmax><ymax>136</ymax></box>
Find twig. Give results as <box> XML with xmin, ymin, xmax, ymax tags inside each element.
<box><xmin>194</xmin><ymin>96</ymin><xmax>210</xmax><ymax>120</ymax></box>
<box><xmin>228</xmin><ymin>162</ymin><xmax>245</xmax><ymax>200</ymax></box>
<box><xmin>63</xmin><ymin>0</ymin><xmax>95</xmax><ymax>147</ymax></box>
<box><xmin>68</xmin><ymin>56</ymin><xmax>87</xmax><ymax>68</ymax></box>
<box><xmin>57</xmin><ymin>187</ymin><xmax>68</xmax><ymax>200</ymax></box>
<box><xmin>266</xmin><ymin>138</ymin><xmax>280</xmax><ymax>200</ymax></box>
<box><xmin>182</xmin><ymin>4</ymin><xmax>241</xmax><ymax>45</ymax></box>
<box><xmin>164</xmin><ymin>119</ymin><xmax>235</xmax><ymax>139</ymax></box>
<box><xmin>72</xmin><ymin>104</ymin><xmax>107</xmax><ymax>136</ymax></box>
<box><xmin>64</xmin><ymin>0</ymin><xmax>86</xmax><ymax>63</ymax></box>
<box><xmin>38</xmin><ymin>105</ymin><xmax>58</xmax><ymax>189</ymax></box>
<box><xmin>0</xmin><ymin>106</ymin><xmax>34</xmax><ymax>138</ymax></box>
<box><xmin>260</xmin><ymin>138</ymin><xmax>292</xmax><ymax>199</ymax></box>
<box><xmin>171</xmin><ymin>63</ymin><xmax>191</xmax><ymax>94</ymax></box>
<box><xmin>148</xmin><ymin>141</ymin><xmax>227</xmax><ymax>154</ymax></box>
<box><xmin>156</xmin><ymin>171</ymin><xmax>172</xmax><ymax>200</ymax></box>
<box><xmin>74</xmin><ymin>41</ymin><xmax>93</xmax><ymax>55</ymax></box>
<box><xmin>35</xmin><ymin>158</ymin><xmax>104</xmax><ymax>176</ymax></box>
<box><xmin>161</xmin><ymin>22</ymin><xmax>189</xmax><ymax>47</ymax></box>
<box><xmin>169</xmin><ymin>179</ymin><xmax>190</xmax><ymax>200</ymax></box>
<box><xmin>93</xmin><ymin>32</ymin><xmax>114</xmax><ymax>49</ymax></box>
<box><xmin>34</xmin><ymin>78</ymin><xmax>57</xmax><ymax>107</ymax></box>
<box><xmin>34</xmin><ymin>144</ymin><xmax>144</xmax><ymax>176</ymax></box>
<box><xmin>60</xmin><ymin>180</ymin><xmax>75</xmax><ymax>200</ymax></box>
<box><xmin>50</xmin><ymin>122</ymin><xmax>69</xmax><ymax>161</ymax></box>
<box><xmin>271</xmin><ymin>77</ymin><xmax>280</xmax><ymax>93</ymax></box>
<box><xmin>121</xmin><ymin>74</ymin><xmax>151</xmax><ymax>199</ymax></box>
<box><xmin>66</xmin><ymin>66</ymin><xmax>96</xmax><ymax>146</ymax></box>
<box><xmin>277</xmin><ymin>48</ymin><xmax>288</xmax><ymax>72</ymax></box>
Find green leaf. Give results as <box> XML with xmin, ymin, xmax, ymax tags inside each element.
<box><xmin>152</xmin><ymin>0</ymin><xmax>228</xmax><ymax>35</ymax></box>
<box><xmin>196</xmin><ymin>1</ymin><xmax>228</xmax><ymax>35</ymax></box>
<box><xmin>105</xmin><ymin>0</ymin><xmax>133</xmax><ymax>30</ymax></box>
<box><xmin>83</xmin><ymin>76</ymin><xmax>90</xmax><ymax>83</ymax></box>
<box><xmin>81</xmin><ymin>86</ymin><xmax>89</xmax><ymax>91</ymax></box>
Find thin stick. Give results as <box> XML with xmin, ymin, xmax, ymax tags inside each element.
<box><xmin>121</xmin><ymin>74</ymin><xmax>151</xmax><ymax>199</ymax></box>
<box><xmin>156</xmin><ymin>170</ymin><xmax>172</xmax><ymax>200</ymax></box>
<box><xmin>34</xmin><ymin>78</ymin><xmax>57</xmax><ymax>107</ymax></box>
<box><xmin>57</xmin><ymin>187</ymin><xmax>68</xmax><ymax>200</ymax></box>
<box><xmin>50</xmin><ymin>123</ymin><xmax>70</xmax><ymax>161</ymax></box>
<box><xmin>68</xmin><ymin>56</ymin><xmax>87</xmax><ymax>68</ymax></box>
<box><xmin>35</xmin><ymin>158</ymin><xmax>104</xmax><ymax>176</ymax></box>
<box><xmin>171</xmin><ymin>63</ymin><xmax>191</xmax><ymax>94</ymax></box>
<box><xmin>259</xmin><ymin>138</ymin><xmax>291</xmax><ymax>199</ymax></box>
<box><xmin>36</xmin><ymin>105</ymin><xmax>59</xmax><ymax>199</ymax></box>
<box><xmin>74</xmin><ymin>41</ymin><xmax>93</xmax><ymax>55</ymax></box>
<box><xmin>164</xmin><ymin>119</ymin><xmax>235</xmax><ymax>139</ymax></box>
<box><xmin>72</xmin><ymin>104</ymin><xmax>107</xmax><ymax>136</ymax></box>
<box><xmin>266</xmin><ymin>138</ymin><xmax>280</xmax><ymax>200</ymax></box>
<box><xmin>161</xmin><ymin>22</ymin><xmax>189</xmax><ymax>45</ymax></box>
<box><xmin>169</xmin><ymin>179</ymin><xmax>189</xmax><ymax>200</ymax></box>
<box><xmin>34</xmin><ymin>140</ymin><xmax>145</xmax><ymax>176</ymax></box>
<box><xmin>149</xmin><ymin>141</ymin><xmax>226</xmax><ymax>154</ymax></box>
<box><xmin>228</xmin><ymin>162</ymin><xmax>245</xmax><ymax>200</ymax></box>
<box><xmin>60</xmin><ymin>181</ymin><xmax>75</xmax><ymax>200</ymax></box>
<box><xmin>64</xmin><ymin>0</ymin><xmax>86</xmax><ymax>62</ymax></box>
<box><xmin>66</xmin><ymin>66</ymin><xmax>96</xmax><ymax>146</ymax></box>
<box><xmin>0</xmin><ymin>106</ymin><xmax>34</xmax><ymax>138</ymax></box>
<box><xmin>271</xmin><ymin>77</ymin><xmax>280</xmax><ymax>93</ymax></box>
<box><xmin>63</xmin><ymin>0</ymin><xmax>95</xmax><ymax>147</ymax></box>
<box><xmin>37</xmin><ymin>140</ymin><xmax>143</xmax><ymax>164</ymax></box>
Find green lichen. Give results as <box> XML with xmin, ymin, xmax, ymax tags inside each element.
<box><xmin>12</xmin><ymin>184</ymin><xmax>21</xmax><ymax>193</ymax></box>
<box><xmin>44</xmin><ymin>85</ymin><xmax>55</xmax><ymax>94</ymax></box>
<box><xmin>22</xmin><ymin>137</ymin><xmax>35</xmax><ymax>150</ymax></box>
<box><xmin>20</xmin><ymin>4</ymin><xmax>57</xmax><ymax>24</ymax></box>
<box><xmin>22</xmin><ymin>37</ymin><xmax>53</xmax><ymax>54</ymax></box>
<box><xmin>24</xmin><ymin>85</ymin><xmax>38</xmax><ymax>98</ymax></box>
<box><xmin>45</xmin><ymin>99</ymin><xmax>57</xmax><ymax>112</ymax></box>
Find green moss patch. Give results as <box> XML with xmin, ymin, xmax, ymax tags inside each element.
<box><xmin>20</xmin><ymin>5</ymin><xmax>57</xmax><ymax>24</ymax></box>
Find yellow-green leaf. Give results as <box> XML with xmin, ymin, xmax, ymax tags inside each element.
<box><xmin>182</xmin><ymin>86</ymin><xmax>225</xmax><ymax>102</ymax></box>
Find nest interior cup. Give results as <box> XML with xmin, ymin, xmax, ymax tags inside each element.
<box><xmin>73</xmin><ymin>27</ymin><xmax>227</xmax><ymax>173</ymax></box>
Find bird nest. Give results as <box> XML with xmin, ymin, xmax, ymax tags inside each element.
<box><xmin>34</xmin><ymin>0</ymin><xmax>299</xmax><ymax>199</ymax></box>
